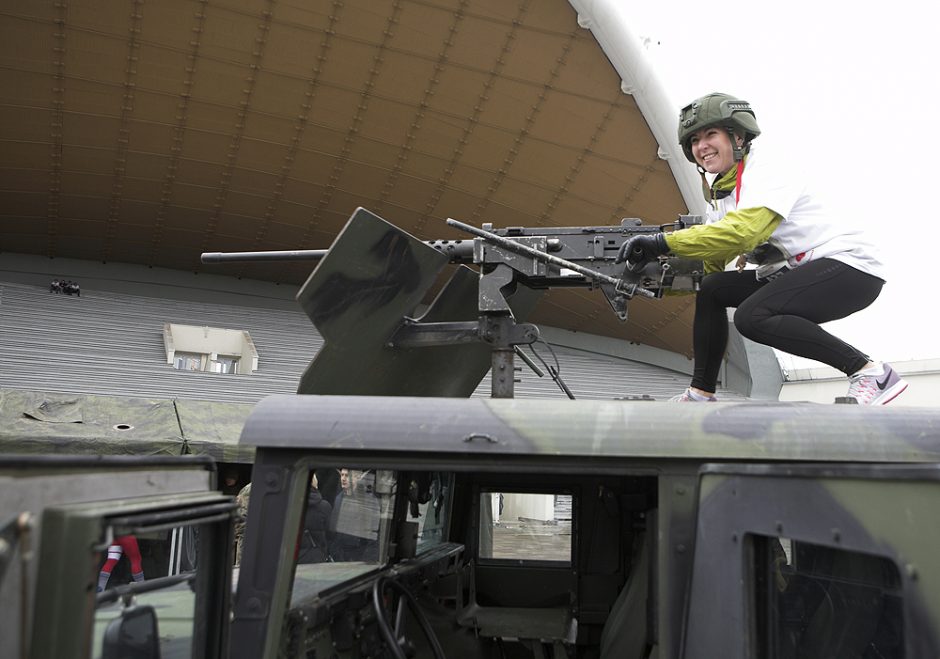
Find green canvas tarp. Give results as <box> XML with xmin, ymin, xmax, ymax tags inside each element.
<box><xmin>175</xmin><ymin>398</ymin><xmax>256</xmax><ymax>463</ymax></box>
<box><xmin>0</xmin><ymin>389</ymin><xmax>255</xmax><ymax>463</ymax></box>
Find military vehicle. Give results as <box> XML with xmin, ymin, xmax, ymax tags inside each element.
<box><xmin>6</xmin><ymin>209</ymin><xmax>940</xmax><ymax>658</ymax></box>
<box><xmin>9</xmin><ymin>398</ymin><xmax>940</xmax><ymax>659</ymax></box>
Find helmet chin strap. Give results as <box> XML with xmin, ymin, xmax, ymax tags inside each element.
<box><xmin>695</xmin><ymin>130</ymin><xmax>750</xmax><ymax>202</ymax></box>
<box><xmin>699</xmin><ymin>154</ymin><xmax>748</xmax><ymax>205</ymax></box>
<box><xmin>728</xmin><ymin>129</ymin><xmax>748</xmax><ymax>162</ymax></box>
<box><xmin>698</xmin><ymin>168</ymin><xmax>710</xmax><ymax>202</ymax></box>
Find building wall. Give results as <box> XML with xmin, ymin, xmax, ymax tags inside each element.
<box><xmin>1</xmin><ymin>276</ymin><xmax>745</xmax><ymax>405</ymax></box>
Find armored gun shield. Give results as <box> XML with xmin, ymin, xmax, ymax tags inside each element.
<box><xmin>296</xmin><ymin>208</ymin><xmax>540</xmax><ymax>397</ymax></box>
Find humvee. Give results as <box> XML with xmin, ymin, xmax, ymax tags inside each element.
<box><xmin>14</xmin><ymin>394</ymin><xmax>940</xmax><ymax>659</ymax></box>
<box><xmin>8</xmin><ymin>210</ymin><xmax>939</xmax><ymax>657</ymax></box>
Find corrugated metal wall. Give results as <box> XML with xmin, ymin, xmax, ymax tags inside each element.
<box><xmin>0</xmin><ymin>282</ymin><xmax>735</xmax><ymax>403</ymax></box>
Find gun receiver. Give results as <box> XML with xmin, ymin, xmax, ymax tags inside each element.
<box><xmin>442</xmin><ymin>217</ymin><xmax>705</xmax><ymax>321</ymax></box>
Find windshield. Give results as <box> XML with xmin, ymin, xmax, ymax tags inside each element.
<box><xmin>290</xmin><ymin>468</ymin><xmax>395</xmax><ymax>604</ymax></box>
<box><xmin>290</xmin><ymin>469</ymin><xmax>453</xmax><ymax>605</ymax></box>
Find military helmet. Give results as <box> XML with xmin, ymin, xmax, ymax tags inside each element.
<box><xmin>678</xmin><ymin>93</ymin><xmax>761</xmax><ymax>163</ymax></box>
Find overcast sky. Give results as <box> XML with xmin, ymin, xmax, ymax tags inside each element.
<box><xmin>613</xmin><ymin>1</ymin><xmax>936</xmax><ymax>370</ymax></box>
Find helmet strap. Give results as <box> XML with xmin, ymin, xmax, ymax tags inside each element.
<box><xmin>728</xmin><ymin>129</ymin><xmax>749</xmax><ymax>162</ymax></box>
<box><xmin>702</xmin><ymin>157</ymin><xmax>746</xmax><ymax>205</ymax></box>
<box><xmin>698</xmin><ymin>168</ymin><xmax>710</xmax><ymax>202</ymax></box>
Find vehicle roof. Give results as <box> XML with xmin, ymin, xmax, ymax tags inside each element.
<box><xmin>239</xmin><ymin>395</ymin><xmax>940</xmax><ymax>465</ymax></box>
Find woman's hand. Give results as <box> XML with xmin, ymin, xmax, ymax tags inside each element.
<box><xmin>615</xmin><ymin>233</ymin><xmax>669</xmax><ymax>272</ymax></box>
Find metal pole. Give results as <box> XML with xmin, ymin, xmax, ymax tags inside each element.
<box><xmin>491</xmin><ymin>349</ymin><xmax>516</xmax><ymax>399</ymax></box>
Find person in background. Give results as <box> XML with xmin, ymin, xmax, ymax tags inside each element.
<box><xmin>97</xmin><ymin>534</ymin><xmax>145</xmax><ymax>592</ymax></box>
<box><xmin>314</xmin><ymin>468</ymin><xmax>342</xmax><ymax>507</ymax></box>
<box><xmin>617</xmin><ymin>92</ymin><xmax>906</xmax><ymax>405</ymax></box>
<box><xmin>298</xmin><ymin>473</ymin><xmax>333</xmax><ymax>563</ymax></box>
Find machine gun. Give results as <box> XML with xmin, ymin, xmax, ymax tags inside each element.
<box><xmin>201</xmin><ymin>208</ymin><xmax>704</xmax><ymax>398</ymax></box>
<box><xmin>203</xmin><ymin>214</ymin><xmax>705</xmax><ymax>319</ymax></box>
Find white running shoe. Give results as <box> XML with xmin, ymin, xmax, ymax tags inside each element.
<box><xmin>846</xmin><ymin>363</ymin><xmax>908</xmax><ymax>405</ymax></box>
<box><xmin>670</xmin><ymin>388</ymin><xmax>718</xmax><ymax>402</ymax></box>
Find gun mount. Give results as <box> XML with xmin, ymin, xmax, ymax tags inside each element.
<box><xmin>201</xmin><ymin>208</ymin><xmax>704</xmax><ymax>398</ymax></box>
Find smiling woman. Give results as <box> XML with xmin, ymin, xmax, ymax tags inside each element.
<box><xmin>617</xmin><ymin>92</ymin><xmax>907</xmax><ymax>405</ymax></box>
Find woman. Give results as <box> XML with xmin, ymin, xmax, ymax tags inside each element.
<box><xmin>617</xmin><ymin>92</ymin><xmax>906</xmax><ymax>404</ymax></box>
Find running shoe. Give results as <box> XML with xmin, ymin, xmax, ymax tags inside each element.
<box><xmin>670</xmin><ymin>388</ymin><xmax>718</xmax><ymax>402</ymax></box>
<box><xmin>846</xmin><ymin>362</ymin><xmax>908</xmax><ymax>405</ymax></box>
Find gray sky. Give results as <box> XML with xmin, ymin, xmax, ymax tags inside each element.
<box><xmin>616</xmin><ymin>1</ymin><xmax>936</xmax><ymax>369</ymax></box>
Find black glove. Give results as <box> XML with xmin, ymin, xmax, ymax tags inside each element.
<box><xmin>614</xmin><ymin>233</ymin><xmax>669</xmax><ymax>272</ymax></box>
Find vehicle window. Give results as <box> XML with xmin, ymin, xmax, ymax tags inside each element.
<box><xmin>291</xmin><ymin>468</ymin><xmax>397</xmax><ymax>604</ymax></box>
<box><xmin>478</xmin><ymin>491</ymin><xmax>572</xmax><ymax>564</ymax></box>
<box><xmin>753</xmin><ymin>535</ymin><xmax>903</xmax><ymax>659</ymax></box>
<box><xmin>91</xmin><ymin>506</ymin><xmax>231</xmax><ymax>659</ymax></box>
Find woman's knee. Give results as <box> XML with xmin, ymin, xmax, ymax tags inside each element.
<box><xmin>697</xmin><ymin>272</ymin><xmax>726</xmax><ymax>301</ymax></box>
<box><xmin>697</xmin><ymin>271</ymin><xmax>760</xmax><ymax>310</ymax></box>
<box><xmin>732</xmin><ymin>304</ymin><xmax>769</xmax><ymax>341</ymax></box>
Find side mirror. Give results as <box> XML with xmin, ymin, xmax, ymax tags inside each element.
<box><xmin>102</xmin><ymin>604</ymin><xmax>161</xmax><ymax>659</ymax></box>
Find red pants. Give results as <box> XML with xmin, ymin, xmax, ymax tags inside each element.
<box><xmin>101</xmin><ymin>535</ymin><xmax>143</xmax><ymax>574</ymax></box>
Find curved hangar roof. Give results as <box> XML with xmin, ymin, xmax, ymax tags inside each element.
<box><xmin>0</xmin><ymin>0</ymin><xmax>701</xmax><ymax>356</ymax></box>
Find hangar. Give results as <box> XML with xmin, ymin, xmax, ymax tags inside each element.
<box><xmin>0</xmin><ymin>0</ymin><xmax>781</xmax><ymax>461</ymax></box>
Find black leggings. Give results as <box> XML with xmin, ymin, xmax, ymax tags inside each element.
<box><xmin>691</xmin><ymin>258</ymin><xmax>883</xmax><ymax>393</ymax></box>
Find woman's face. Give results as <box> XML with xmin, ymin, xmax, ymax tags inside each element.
<box><xmin>690</xmin><ymin>127</ymin><xmax>742</xmax><ymax>174</ymax></box>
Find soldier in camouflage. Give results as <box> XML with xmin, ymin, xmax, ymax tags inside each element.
<box><xmin>234</xmin><ymin>482</ymin><xmax>251</xmax><ymax>565</ymax></box>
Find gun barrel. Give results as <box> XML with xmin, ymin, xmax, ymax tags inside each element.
<box><xmin>201</xmin><ymin>240</ymin><xmax>476</xmax><ymax>265</ymax></box>
<box><xmin>201</xmin><ymin>249</ymin><xmax>329</xmax><ymax>263</ymax></box>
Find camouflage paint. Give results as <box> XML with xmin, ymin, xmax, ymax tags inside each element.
<box><xmin>240</xmin><ymin>395</ymin><xmax>940</xmax><ymax>465</ymax></box>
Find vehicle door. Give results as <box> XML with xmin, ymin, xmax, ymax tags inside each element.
<box><xmin>682</xmin><ymin>463</ymin><xmax>940</xmax><ymax>659</ymax></box>
<box><xmin>28</xmin><ymin>491</ymin><xmax>235</xmax><ymax>659</ymax></box>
